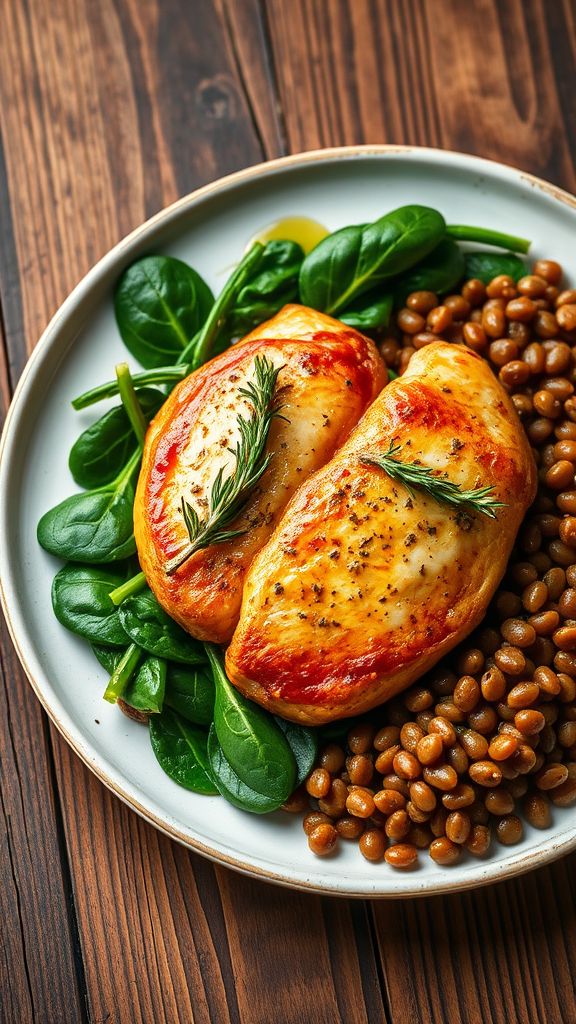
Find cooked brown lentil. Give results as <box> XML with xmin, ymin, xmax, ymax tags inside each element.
<box><xmin>384</xmin><ymin>843</ymin><xmax>418</xmax><ymax>868</ymax></box>
<box><xmin>308</xmin><ymin>823</ymin><xmax>338</xmax><ymax>855</ymax></box>
<box><xmin>495</xmin><ymin>816</ymin><xmax>524</xmax><ymax>845</ymax></box>
<box><xmin>298</xmin><ymin>258</ymin><xmax>576</xmax><ymax>866</ymax></box>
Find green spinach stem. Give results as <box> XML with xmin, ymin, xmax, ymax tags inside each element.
<box><xmin>113</xmin><ymin>446</ymin><xmax>142</xmax><ymax>492</ymax></box>
<box><xmin>103</xmin><ymin>643</ymin><xmax>144</xmax><ymax>703</ymax></box>
<box><xmin>446</xmin><ymin>225</ymin><xmax>530</xmax><ymax>254</ymax></box>
<box><xmin>109</xmin><ymin>571</ymin><xmax>148</xmax><ymax>606</ymax></box>
<box><xmin>72</xmin><ymin>366</ymin><xmax>187</xmax><ymax>410</ymax></box>
<box><xmin>191</xmin><ymin>243</ymin><xmax>265</xmax><ymax>370</ymax></box>
<box><xmin>115</xmin><ymin>363</ymin><xmax>148</xmax><ymax>445</ymax></box>
<box><xmin>177</xmin><ymin>329</ymin><xmax>201</xmax><ymax>367</ymax></box>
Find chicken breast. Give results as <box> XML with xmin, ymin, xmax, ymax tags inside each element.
<box><xmin>134</xmin><ymin>305</ymin><xmax>385</xmax><ymax>644</ymax></box>
<box><xmin>226</xmin><ymin>342</ymin><xmax>537</xmax><ymax>724</ymax></box>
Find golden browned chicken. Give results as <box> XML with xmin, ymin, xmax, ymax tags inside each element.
<box><xmin>134</xmin><ymin>305</ymin><xmax>386</xmax><ymax>644</ymax></box>
<box><xmin>226</xmin><ymin>342</ymin><xmax>537</xmax><ymax>724</ymax></box>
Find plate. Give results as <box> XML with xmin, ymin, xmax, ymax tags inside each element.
<box><xmin>2</xmin><ymin>145</ymin><xmax>576</xmax><ymax>898</ymax></box>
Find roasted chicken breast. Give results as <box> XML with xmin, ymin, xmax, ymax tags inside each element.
<box><xmin>226</xmin><ymin>342</ymin><xmax>537</xmax><ymax>724</ymax></box>
<box><xmin>134</xmin><ymin>305</ymin><xmax>385</xmax><ymax>644</ymax></box>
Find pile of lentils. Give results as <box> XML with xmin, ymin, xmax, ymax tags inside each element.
<box><xmin>287</xmin><ymin>259</ymin><xmax>576</xmax><ymax>868</ymax></box>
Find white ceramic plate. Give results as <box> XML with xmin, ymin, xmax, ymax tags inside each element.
<box><xmin>2</xmin><ymin>146</ymin><xmax>576</xmax><ymax>898</ymax></box>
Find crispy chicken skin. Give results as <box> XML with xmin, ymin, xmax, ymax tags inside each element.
<box><xmin>226</xmin><ymin>343</ymin><xmax>537</xmax><ymax>724</ymax></box>
<box><xmin>134</xmin><ymin>305</ymin><xmax>385</xmax><ymax>644</ymax></box>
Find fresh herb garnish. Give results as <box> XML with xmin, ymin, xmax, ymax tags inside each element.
<box><xmin>165</xmin><ymin>355</ymin><xmax>285</xmax><ymax>574</ymax></box>
<box><xmin>362</xmin><ymin>442</ymin><xmax>505</xmax><ymax>519</ymax></box>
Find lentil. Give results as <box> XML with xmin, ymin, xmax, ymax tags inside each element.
<box><xmin>307</xmin><ymin>823</ymin><xmax>339</xmax><ymax>855</ymax></box>
<box><xmin>495</xmin><ymin>815</ymin><xmax>524</xmax><ymax>845</ymax></box>
<box><xmin>384</xmin><ymin>843</ymin><xmax>418</xmax><ymax>868</ymax></box>
<box><xmin>466</xmin><ymin>824</ymin><xmax>492</xmax><ymax>856</ymax></box>
<box><xmin>429</xmin><ymin>837</ymin><xmax>461</xmax><ymax>865</ymax></box>
<box><xmin>359</xmin><ymin>829</ymin><xmax>386</xmax><ymax>861</ymax></box>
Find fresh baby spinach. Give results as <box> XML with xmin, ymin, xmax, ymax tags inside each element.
<box><xmin>51</xmin><ymin>565</ymin><xmax>129</xmax><ymax>646</ymax></box>
<box><xmin>208</xmin><ymin>644</ymin><xmax>296</xmax><ymax>801</ymax></box>
<box><xmin>69</xmin><ymin>387</ymin><xmax>164</xmax><ymax>489</ymax></box>
<box><xmin>119</xmin><ymin>589</ymin><xmax>206</xmax><ymax>664</ymax></box>
<box><xmin>464</xmin><ymin>251</ymin><xmax>526</xmax><ymax>284</ymax></box>
<box><xmin>228</xmin><ymin>240</ymin><xmax>304</xmax><ymax>335</ymax></box>
<box><xmin>38</xmin><ymin>449</ymin><xmax>140</xmax><ymax>563</ymax></box>
<box><xmin>164</xmin><ymin>665</ymin><xmax>215</xmax><ymax>726</ymax></box>
<box><xmin>274</xmin><ymin>717</ymin><xmax>318</xmax><ymax>787</ymax></box>
<box><xmin>207</xmin><ymin>725</ymin><xmax>284</xmax><ymax>813</ymax></box>
<box><xmin>114</xmin><ymin>255</ymin><xmax>214</xmax><ymax>368</ymax></box>
<box><xmin>123</xmin><ymin>656</ymin><xmax>166</xmax><ymax>715</ymax></box>
<box><xmin>91</xmin><ymin>643</ymin><xmax>125</xmax><ymax>673</ymax></box>
<box><xmin>394</xmin><ymin>238</ymin><xmax>465</xmax><ymax>306</ymax></box>
<box><xmin>299</xmin><ymin>205</ymin><xmax>446</xmax><ymax>315</ymax></box>
<box><xmin>338</xmin><ymin>290</ymin><xmax>393</xmax><ymax>330</ymax></box>
<box><xmin>149</xmin><ymin>708</ymin><xmax>218</xmax><ymax>794</ymax></box>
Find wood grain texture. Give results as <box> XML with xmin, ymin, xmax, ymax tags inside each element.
<box><xmin>214</xmin><ymin>867</ymin><xmax>387</xmax><ymax>1024</ymax></box>
<box><xmin>0</xmin><ymin>620</ymin><xmax>87</xmax><ymax>1023</ymax></box>
<box><xmin>47</xmin><ymin>748</ymin><xmax>240</xmax><ymax>1024</ymax></box>
<box><xmin>218</xmin><ymin>0</ymin><xmax>287</xmax><ymax>158</ymax></box>
<box><xmin>265</xmin><ymin>0</ymin><xmax>576</xmax><ymax>189</ymax></box>
<box><xmin>1</xmin><ymin>0</ymin><xmax>576</xmax><ymax>1022</ymax></box>
<box><xmin>374</xmin><ymin>856</ymin><xmax>576</xmax><ymax>1024</ymax></box>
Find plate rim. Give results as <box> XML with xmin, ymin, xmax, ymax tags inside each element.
<box><xmin>2</xmin><ymin>142</ymin><xmax>576</xmax><ymax>898</ymax></box>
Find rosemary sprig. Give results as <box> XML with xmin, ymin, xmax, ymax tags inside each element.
<box><xmin>165</xmin><ymin>355</ymin><xmax>285</xmax><ymax>574</ymax></box>
<box><xmin>362</xmin><ymin>442</ymin><xmax>505</xmax><ymax>519</ymax></box>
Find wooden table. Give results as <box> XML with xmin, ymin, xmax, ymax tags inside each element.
<box><xmin>1</xmin><ymin>2</ymin><xmax>576</xmax><ymax>1021</ymax></box>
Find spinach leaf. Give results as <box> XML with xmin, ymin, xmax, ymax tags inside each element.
<box><xmin>91</xmin><ymin>643</ymin><xmax>125</xmax><ymax>672</ymax></box>
<box><xmin>274</xmin><ymin>717</ymin><xmax>318</xmax><ymax>787</ymax></box>
<box><xmin>165</xmin><ymin>665</ymin><xmax>215</xmax><ymax>726</ymax></box>
<box><xmin>338</xmin><ymin>291</ymin><xmax>393</xmax><ymax>330</ymax></box>
<box><xmin>114</xmin><ymin>255</ymin><xmax>214</xmax><ymax>368</ymax></box>
<box><xmin>52</xmin><ymin>565</ymin><xmax>129</xmax><ymax>646</ymax></box>
<box><xmin>393</xmin><ymin>238</ymin><xmax>465</xmax><ymax>306</ymax></box>
<box><xmin>228</xmin><ymin>240</ymin><xmax>304</xmax><ymax>335</ymax></box>
<box><xmin>69</xmin><ymin>388</ymin><xmax>164</xmax><ymax>489</ymax></box>
<box><xmin>119</xmin><ymin>589</ymin><xmax>206</xmax><ymax>664</ymax></box>
<box><xmin>299</xmin><ymin>205</ymin><xmax>446</xmax><ymax>315</ymax></box>
<box><xmin>207</xmin><ymin>725</ymin><xmax>283</xmax><ymax>813</ymax></box>
<box><xmin>149</xmin><ymin>708</ymin><xmax>218</xmax><ymax>794</ymax></box>
<box><xmin>464</xmin><ymin>251</ymin><xmax>526</xmax><ymax>284</ymax></box>
<box><xmin>124</xmin><ymin>656</ymin><xmax>166</xmax><ymax>715</ymax></box>
<box><xmin>37</xmin><ymin>450</ymin><xmax>140</xmax><ymax>563</ymax></box>
<box><xmin>207</xmin><ymin>644</ymin><xmax>296</xmax><ymax>801</ymax></box>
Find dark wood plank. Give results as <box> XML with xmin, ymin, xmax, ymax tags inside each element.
<box><xmin>215</xmin><ymin>868</ymin><xmax>387</xmax><ymax>1024</ymax></box>
<box><xmin>0</xmin><ymin>221</ymin><xmax>86</xmax><ymax>1019</ymax></box>
<box><xmin>48</xmin><ymin>746</ymin><xmax>239</xmax><ymax>1024</ymax></box>
<box><xmin>373</xmin><ymin>856</ymin><xmax>576</xmax><ymax>1024</ymax></box>
<box><xmin>265</xmin><ymin>0</ymin><xmax>576</xmax><ymax>189</ymax></box>
<box><xmin>0</xmin><ymin>0</ymin><xmax>269</xmax><ymax>360</ymax></box>
<box><xmin>218</xmin><ymin>0</ymin><xmax>287</xmax><ymax>159</ymax></box>
<box><xmin>0</xmin><ymin>609</ymin><xmax>87</xmax><ymax>1023</ymax></box>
